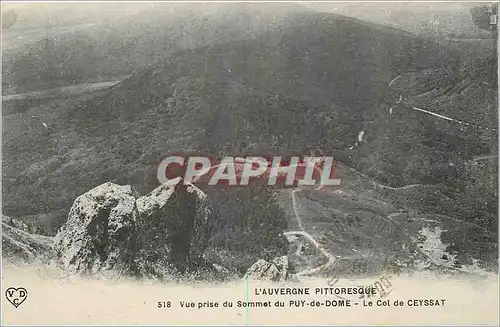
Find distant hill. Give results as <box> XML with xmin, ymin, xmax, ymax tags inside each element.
<box><xmin>1</xmin><ymin>3</ymin><xmax>305</xmax><ymax>94</ymax></box>
<box><xmin>306</xmin><ymin>3</ymin><xmax>497</xmax><ymax>40</ymax></box>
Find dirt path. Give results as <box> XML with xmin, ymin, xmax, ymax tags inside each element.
<box><xmin>2</xmin><ymin>80</ymin><xmax>122</xmax><ymax>102</ymax></box>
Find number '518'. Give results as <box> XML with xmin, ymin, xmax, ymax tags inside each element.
<box><xmin>158</xmin><ymin>301</ymin><xmax>171</xmax><ymax>308</ymax></box>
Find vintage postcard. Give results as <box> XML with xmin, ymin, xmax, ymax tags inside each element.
<box><xmin>1</xmin><ymin>1</ymin><xmax>498</xmax><ymax>325</ymax></box>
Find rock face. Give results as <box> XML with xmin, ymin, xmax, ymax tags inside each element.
<box><xmin>54</xmin><ymin>181</ymin><xmax>217</xmax><ymax>280</ymax></box>
<box><xmin>245</xmin><ymin>256</ymin><xmax>290</xmax><ymax>282</ymax></box>
<box><xmin>54</xmin><ymin>182</ymin><xmax>137</xmax><ymax>276</ymax></box>
<box><xmin>134</xmin><ymin>182</ymin><xmax>217</xmax><ymax>278</ymax></box>
<box><xmin>2</xmin><ymin>217</ymin><xmax>54</xmax><ymax>264</ymax></box>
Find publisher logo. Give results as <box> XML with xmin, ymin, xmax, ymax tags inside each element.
<box><xmin>5</xmin><ymin>287</ymin><xmax>28</xmax><ymax>308</ymax></box>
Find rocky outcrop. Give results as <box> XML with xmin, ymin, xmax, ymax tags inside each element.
<box><xmin>53</xmin><ymin>182</ymin><xmax>137</xmax><ymax>276</ymax></box>
<box><xmin>53</xmin><ymin>181</ymin><xmax>218</xmax><ymax>280</ymax></box>
<box><xmin>2</xmin><ymin>217</ymin><xmax>54</xmax><ymax>264</ymax></box>
<box><xmin>134</xmin><ymin>182</ymin><xmax>217</xmax><ymax>278</ymax></box>
<box><xmin>245</xmin><ymin>256</ymin><xmax>290</xmax><ymax>282</ymax></box>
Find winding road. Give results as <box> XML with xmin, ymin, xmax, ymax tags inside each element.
<box><xmin>388</xmin><ymin>73</ymin><xmax>496</xmax><ymax>131</ymax></box>
<box><xmin>284</xmin><ymin>189</ymin><xmax>338</xmax><ymax>277</ymax></box>
<box><xmin>387</xmin><ymin>73</ymin><xmax>497</xmax><ymax>163</ymax></box>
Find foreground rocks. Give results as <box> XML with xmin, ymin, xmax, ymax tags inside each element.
<box><xmin>5</xmin><ymin>179</ymin><xmax>292</xmax><ymax>282</ymax></box>
<box><xmin>53</xmin><ymin>181</ymin><xmax>219</xmax><ymax>280</ymax></box>
<box><xmin>53</xmin><ymin>182</ymin><xmax>137</xmax><ymax>275</ymax></box>
<box><xmin>133</xmin><ymin>182</ymin><xmax>217</xmax><ymax>278</ymax></box>
<box><xmin>2</xmin><ymin>217</ymin><xmax>54</xmax><ymax>264</ymax></box>
<box><xmin>245</xmin><ymin>256</ymin><xmax>291</xmax><ymax>282</ymax></box>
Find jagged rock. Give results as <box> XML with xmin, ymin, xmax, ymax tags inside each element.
<box><xmin>2</xmin><ymin>220</ymin><xmax>54</xmax><ymax>264</ymax></box>
<box><xmin>135</xmin><ymin>181</ymin><xmax>216</xmax><ymax>277</ymax></box>
<box><xmin>54</xmin><ymin>182</ymin><xmax>137</xmax><ymax>275</ymax></box>
<box><xmin>2</xmin><ymin>215</ymin><xmax>30</xmax><ymax>232</ymax></box>
<box><xmin>135</xmin><ymin>181</ymin><xmax>177</xmax><ymax>216</ymax></box>
<box><xmin>272</xmin><ymin>255</ymin><xmax>290</xmax><ymax>280</ymax></box>
<box><xmin>52</xmin><ymin>180</ymin><xmax>217</xmax><ymax>279</ymax></box>
<box><xmin>245</xmin><ymin>256</ymin><xmax>290</xmax><ymax>282</ymax></box>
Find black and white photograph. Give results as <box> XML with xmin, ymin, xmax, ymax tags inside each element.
<box><xmin>1</xmin><ymin>1</ymin><xmax>498</xmax><ymax>325</ymax></box>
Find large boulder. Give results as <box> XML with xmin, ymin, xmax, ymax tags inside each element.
<box><xmin>53</xmin><ymin>180</ymin><xmax>218</xmax><ymax>280</ymax></box>
<box><xmin>54</xmin><ymin>182</ymin><xmax>137</xmax><ymax>276</ymax></box>
<box><xmin>134</xmin><ymin>182</ymin><xmax>217</xmax><ymax>278</ymax></box>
